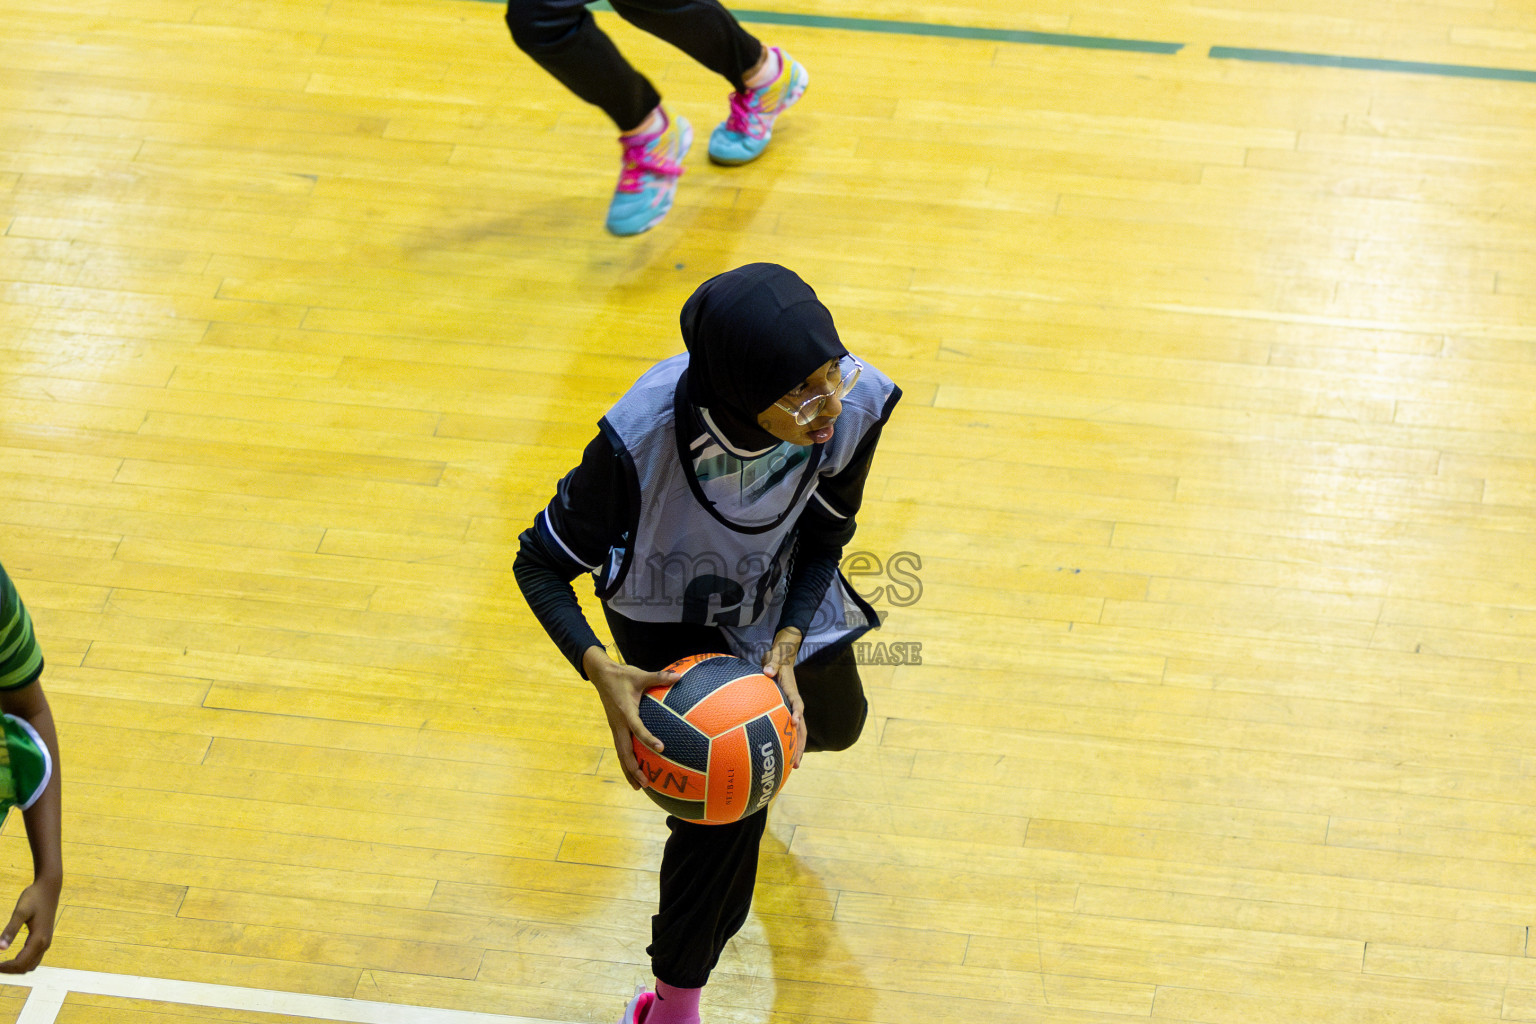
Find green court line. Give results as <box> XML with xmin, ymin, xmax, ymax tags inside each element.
<box><xmin>723</xmin><ymin>8</ymin><xmax>1183</xmax><ymax>54</ymax></box>
<box><xmin>1210</xmin><ymin>46</ymin><xmax>1536</xmax><ymax>83</ymax></box>
<box><xmin>584</xmin><ymin>2</ymin><xmax>1182</xmax><ymax>53</ymax></box>
<box><xmin>506</xmin><ymin>2</ymin><xmax>1536</xmax><ymax>84</ymax></box>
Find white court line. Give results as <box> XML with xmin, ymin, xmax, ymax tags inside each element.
<box><xmin>0</xmin><ymin>967</ymin><xmax>585</xmax><ymax>1024</ymax></box>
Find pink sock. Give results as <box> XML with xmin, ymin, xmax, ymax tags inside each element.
<box><xmin>644</xmin><ymin>981</ymin><xmax>702</xmax><ymax>1024</ymax></box>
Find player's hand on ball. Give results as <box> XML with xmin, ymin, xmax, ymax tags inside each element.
<box><xmin>583</xmin><ymin>647</ymin><xmax>677</xmax><ymax>790</ymax></box>
<box><xmin>761</xmin><ymin>628</ymin><xmax>806</xmax><ymax>769</ymax></box>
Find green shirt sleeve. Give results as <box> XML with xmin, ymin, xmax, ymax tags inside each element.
<box><xmin>0</xmin><ymin>563</ymin><xmax>44</xmax><ymax>691</ymax></box>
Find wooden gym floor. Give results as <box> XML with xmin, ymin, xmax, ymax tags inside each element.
<box><xmin>3</xmin><ymin>0</ymin><xmax>1536</xmax><ymax>1021</ymax></box>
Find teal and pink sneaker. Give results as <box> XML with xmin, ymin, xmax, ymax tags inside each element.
<box><xmin>617</xmin><ymin>985</ymin><xmax>655</xmax><ymax>1024</ymax></box>
<box><xmin>606</xmin><ymin>110</ymin><xmax>693</xmax><ymax>237</ymax></box>
<box><xmin>707</xmin><ymin>48</ymin><xmax>809</xmax><ymax>166</ymax></box>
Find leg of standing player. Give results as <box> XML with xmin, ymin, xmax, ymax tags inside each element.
<box><xmin>604</xmin><ymin>611</ymin><xmax>866</xmax><ymax>1022</ymax></box>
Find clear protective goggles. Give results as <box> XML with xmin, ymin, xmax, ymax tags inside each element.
<box><xmin>775</xmin><ymin>355</ymin><xmax>862</xmax><ymax>426</ymax></box>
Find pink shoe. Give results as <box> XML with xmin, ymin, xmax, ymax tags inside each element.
<box><xmin>618</xmin><ymin>984</ymin><xmax>655</xmax><ymax>1024</ymax></box>
<box><xmin>708</xmin><ymin>47</ymin><xmax>809</xmax><ymax>165</ymax></box>
<box><xmin>606</xmin><ymin>110</ymin><xmax>692</xmax><ymax>236</ymax></box>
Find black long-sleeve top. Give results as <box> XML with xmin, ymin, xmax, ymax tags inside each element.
<box><xmin>514</xmin><ymin>412</ymin><xmax>889</xmax><ymax>677</ymax></box>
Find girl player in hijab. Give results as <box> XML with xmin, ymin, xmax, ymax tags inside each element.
<box><xmin>515</xmin><ymin>263</ymin><xmax>900</xmax><ymax>1024</ymax></box>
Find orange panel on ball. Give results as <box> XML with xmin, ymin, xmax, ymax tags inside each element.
<box><xmin>768</xmin><ymin>703</ymin><xmax>801</xmax><ymax>761</ymax></box>
<box><xmin>705</xmin><ymin>726</ymin><xmax>753</xmax><ymax>822</ymax></box>
<box><xmin>684</xmin><ymin>675</ymin><xmax>785</xmax><ymax>738</ymax></box>
<box><xmin>634</xmin><ymin>744</ymin><xmax>708</xmax><ymax>801</ymax></box>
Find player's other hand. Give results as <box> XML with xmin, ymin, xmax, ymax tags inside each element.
<box><xmin>761</xmin><ymin>628</ymin><xmax>806</xmax><ymax>769</ymax></box>
<box><xmin>584</xmin><ymin>647</ymin><xmax>678</xmax><ymax>790</ymax></box>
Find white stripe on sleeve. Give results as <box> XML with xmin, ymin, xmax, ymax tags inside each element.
<box><xmin>812</xmin><ymin>490</ymin><xmax>848</xmax><ymax>519</ymax></box>
<box><xmin>541</xmin><ymin>510</ymin><xmax>602</xmax><ymax>572</ymax></box>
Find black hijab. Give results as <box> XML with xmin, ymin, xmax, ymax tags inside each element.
<box><xmin>680</xmin><ymin>263</ymin><xmax>848</xmax><ymax>452</ymax></box>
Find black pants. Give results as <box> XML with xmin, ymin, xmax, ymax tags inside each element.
<box><xmin>604</xmin><ymin>608</ymin><xmax>867</xmax><ymax>988</ymax></box>
<box><xmin>505</xmin><ymin>0</ymin><xmax>763</xmax><ymax>132</ymax></box>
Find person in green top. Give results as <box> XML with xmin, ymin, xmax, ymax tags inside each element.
<box><xmin>0</xmin><ymin>561</ymin><xmax>62</xmax><ymax>973</ymax></box>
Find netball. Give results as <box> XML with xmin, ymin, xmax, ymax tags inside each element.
<box><xmin>632</xmin><ymin>654</ymin><xmax>802</xmax><ymax>825</ymax></box>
